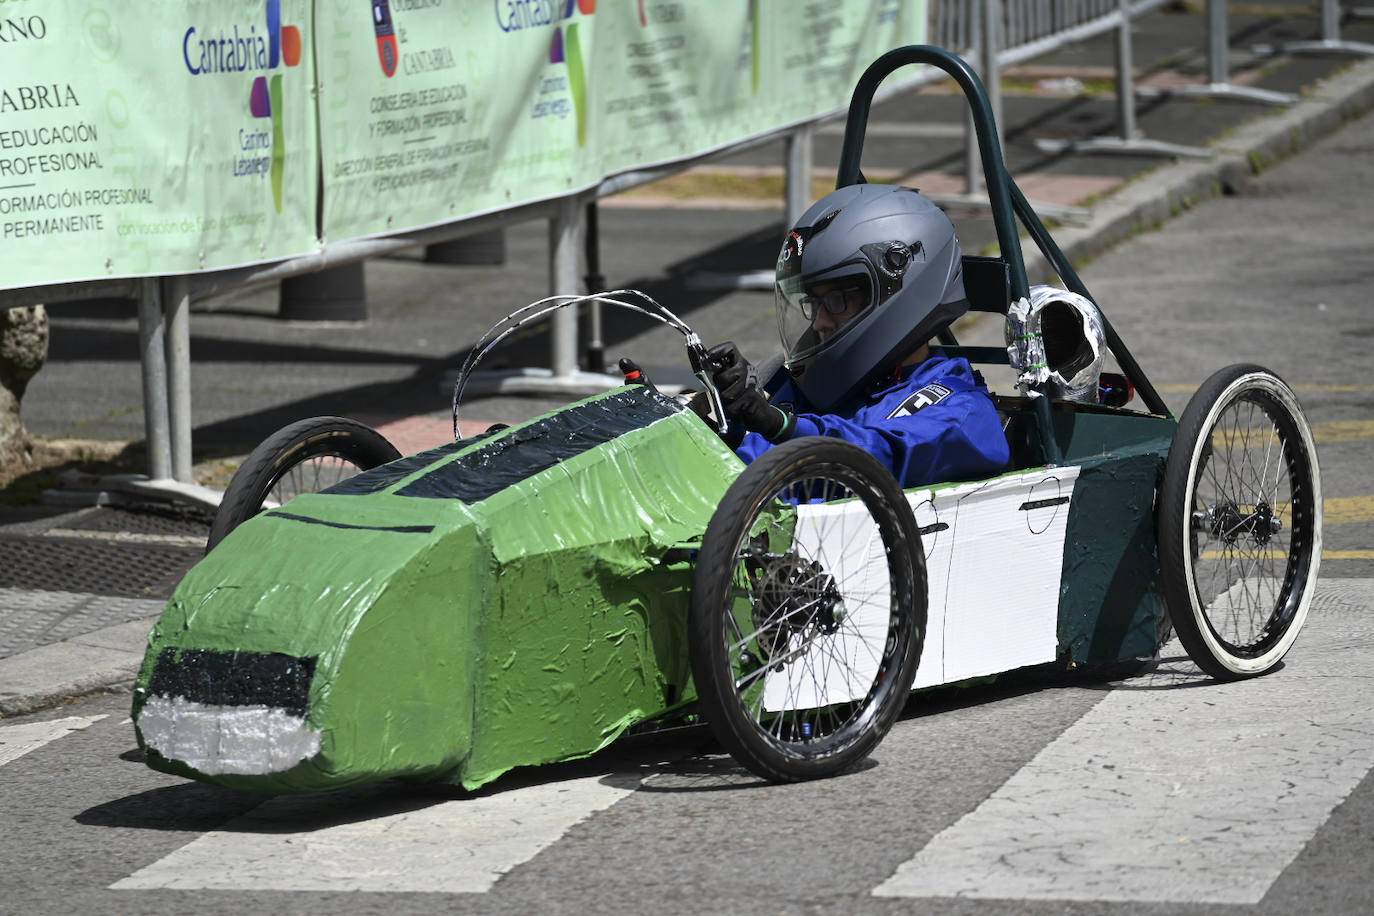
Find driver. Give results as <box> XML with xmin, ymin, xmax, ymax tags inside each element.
<box><xmin>708</xmin><ymin>183</ymin><xmax>1010</xmax><ymax>488</ymax></box>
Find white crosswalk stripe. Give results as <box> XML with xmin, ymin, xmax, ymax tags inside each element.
<box><xmin>112</xmin><ymin>773</ymin><xmax>637</xmax><ymax>893</ymax></box>
<box><xmin>874</xmin><ymin>583</ymin><xmax>1374</xmax><ymax>904</ymax></box>
<box><xmin>0</xmin><ymin>715</ymin><xmax>106</xmax><ymax>767</ymax></box>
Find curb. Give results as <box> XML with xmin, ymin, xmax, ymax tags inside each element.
<box><xmin>0</xmin><ymin>617</ymin><xmax>154</xmax><ymax>718</ymax></box>
<box><xmin>1024</xmin><ymin>58</ymin><xmax>1374</xmax><ymax>283</ymax></box>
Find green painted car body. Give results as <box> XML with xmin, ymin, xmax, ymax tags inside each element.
<box><xmin>132</xmin><ymin>384</ymin><xmax>1176</xmax><ymax>793</ymax></box>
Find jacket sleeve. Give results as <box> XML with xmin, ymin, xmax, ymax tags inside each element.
<box><xmin>735</xmin><ymin>387</ymin><xmax>1010</xmax><ymax>489</ymax></box>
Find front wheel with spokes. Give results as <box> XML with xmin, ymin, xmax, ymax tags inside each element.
<box><xmin>689</xmin><ymin>437</ymin><xmax>926</xmax><ymax>782</ymax></box>
<box><xmin>1158</xmin><ymin>365</ymin><xmax>1322</xmax><ymax>680</ymax></box>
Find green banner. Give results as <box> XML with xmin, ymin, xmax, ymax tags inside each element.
<box><xmin>2</xmin><ymin>1</ymin><xmax>922</xmax><ymax>291</ymax></box>
<box><xmin>0</xmin><ymin>0</ymin><xmax>318</xmax><ymax>290</ymax></box>
<box><xmin>320</xmin><ymin>0</ymin><xmax>923</xmax><ymax>241</ymax></box>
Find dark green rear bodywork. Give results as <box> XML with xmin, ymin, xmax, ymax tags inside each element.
<box><xmin>1032</xmin><ymin>405</ymin><xmax>1177</xmax><ymax>665</ymax></box>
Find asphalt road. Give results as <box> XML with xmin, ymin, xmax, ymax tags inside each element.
<box><xmin>3</xmin><ymin>586</ymin><xmax>1372</xmax><ymax>915</ymax></box>
<box><xmin>6</xmin><ymin>69</ymin><xmax>1374</xmax><ymax>916</ymax></box>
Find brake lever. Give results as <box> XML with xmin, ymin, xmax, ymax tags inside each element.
<box><xmin>685</xmin><ymin>334</ymin><xmax>729</xmax><ymax>437</ymax></box>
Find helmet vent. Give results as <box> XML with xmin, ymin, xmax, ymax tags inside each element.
<box><xmin>812</xmin><ymin>209</ymin><xmax>841</xmax><ymax>235</ymax></box>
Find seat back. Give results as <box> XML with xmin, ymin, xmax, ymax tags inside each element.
<box><xmin>960</xmin><ymin>255</ymin><xmax>1012</xmax><ymax>316</ymax></box>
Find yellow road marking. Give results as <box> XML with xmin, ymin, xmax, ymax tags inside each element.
<box><xmin>1312</xmin><ymin>420</ymin><xmax>1374</xmax><ymax>444</ymax></box>
<box><xmin>1193</xmin><ymin>496</ymin><xmax>1373</xmax><ymax>560</ymax></box>
<box><xmin>1157</xmin><ymin>384</ymin><xmax>1374</xmax><ymax>393</ymax></box>
<box><xmin>1325</xmin><ymin>495</ymin><xmax>1374</xmax><ymax>525</ymax></box>
<box><xmin>1203</xmin><ymin>419</ymin><xmax>1374</xmax><ymax>448</ymax></box>
<box><xmin>1198</xmin><ymin>550</ymin><xmax>1374</xmax><ymax>560</ymax></box>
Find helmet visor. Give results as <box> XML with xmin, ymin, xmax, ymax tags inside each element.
<box><xmin>776</xmin><ymin>268</ymin><xmax>875</xmax><ymax>364</ymax></box>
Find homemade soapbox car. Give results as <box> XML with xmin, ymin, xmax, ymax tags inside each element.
<box><xmin>132</xmin><ymin>47</ymin><xmax>1322</xmax><ymax>792</ymax></box>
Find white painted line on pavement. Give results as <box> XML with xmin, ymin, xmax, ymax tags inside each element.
<box><xmin>42</xmin><ymin>528</ymin><xmax>206</xmax><ymax>548</ymax></box>
<box><xmin>112</xmin><ymin>773</ymin><xmax>637</xmax><ymax>893</ymax></box>
<box><xmin>0</xmin><ymin>715</ymin><xmax>107</xmax><ymax>767</ymax></box>
<box><xmin>874</xmin><ymin>581</ymin><xmax>1374</xmax><ymax>905</ymax></box>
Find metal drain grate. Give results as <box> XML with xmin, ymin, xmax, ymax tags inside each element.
<box><xmin>0</xmin><ymin>535</ymin><xmax>200</xmax><ymax>598</ymax></box>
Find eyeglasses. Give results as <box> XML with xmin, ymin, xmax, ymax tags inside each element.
<box><xmin>799</xmin><ymin>286</ymin><xmax>867</xmax><ymax>321</ymax></box>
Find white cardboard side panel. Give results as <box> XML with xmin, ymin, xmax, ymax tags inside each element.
<box><xmin>912</xmin><ymin>468</ymin><xmax>1080</xmax><ymax>687</ymax></box>
<box><xmin>764</xmin><ymin>501</ymin><xmax>889</xmax><ymax>710</ymax></box>
<box><xmin>759</xmin><ymin>467</ymin><xmax>1081</xmax><ymax>708</ymax></box>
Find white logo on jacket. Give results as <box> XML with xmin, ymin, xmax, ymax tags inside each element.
<box><xmin>887</xmin><ymin>382</ymin><xmax>953</xmax><ymax>418</ymax></box>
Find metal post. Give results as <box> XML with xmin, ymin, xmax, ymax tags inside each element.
<box><xmin>452</xmin><ymin>196</ymin><xmax>620</xmax><ymax>399</ymax></box>
<box><xmin>1143</xmin><ymin>0</ymin><xmax>1296</xmax><ymax>105</ymax></box>
<box><xmin>1115</xmin><ymin>0</ymin><xmax>1137</xmax><ymax>143</ymax></box>
<box><xmin>162</xmin><ymin>276</ymin><xmax>193</xmax><ymax>483</ymax></box>
<box><xmin>785</xmin><ymin>124</ymin><xmax>815</xmax><ymax>226</ymax></box>
<box><xmin>1255</xmin><ymin>0</ymin><xmax>1374</xmax><ymax>57</ymax></box>
<box><xmin>548</xmin><ymin>194</ymin><xmax>581</xmax><ymax>379</ymax></box>
<box><xmin>963</xmin><ymin>0</ymin><xmax>1005</xmax><ymax>190</ymax></box>
<box><xmin>1207</xmin><ymin>0</ymin><xmax>1227</xmax><ymax>85</ymax></box>
<box><xmin>963</xmin><ymin>0</ymin><xmax>985</xmax><ymax>196</ymax></box>
<box><xmin>985</xmin><ymin>0</ymin><xmax>1005</xmax><ymax>154</ymax></box>
<box><xmin>940</xmin><ymin>0</ymin><xmax>1089</xmax><ymax>226</ymax></box>
<box><xmin>583</xmin><ymin>200</ymin><xmax>606</xmax><ymax>374</ymax></box>
<box><xmin>1035</xmin><ymin>0</ymin><xmax>1211</xmax><ymax>158</ymax></box>
<box><xmin>135</xmin><ymin>278</ymin><xmax>172</xmax><ymax>480</ymax></box>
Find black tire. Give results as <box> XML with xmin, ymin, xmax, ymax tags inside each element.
<box><xmin>1158</xmin><ymin>365</ymin><xmax>1322</xmax><ymax>680</ymax></box>
<box><xmin>689</xmin><ymin>438</ymin><xmax>926</xmax><ymax>782</ymax></box>
<box><xmin>207</xmin><ymin>417</ymin><xmax>401</xmax><ymax>552</ymax></box>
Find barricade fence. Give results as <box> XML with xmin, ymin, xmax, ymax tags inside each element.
<box><xmin>0</xmin><ymin>0</ymin><xmax>1309</xmax><ymax>485</ymax></box>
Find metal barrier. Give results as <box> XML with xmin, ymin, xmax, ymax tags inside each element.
<box><xmin>0</xmin><ymin>0</ymin><xmax>1293</xmax><ymax>491</ymax></box>
<box><xmin>1143</xmin><ymin>0</ymin><xmax>1298</xmax><ymax>105</ymax></box>
<box><xmin>1255</xmin><ymin>0</ymin><xmax>1374</xmax><ymax>57</ymax></box>
<box><xmin>929</xmin><ymin>0</ymin><xmax>1210</xmax><ymax>212</ymax></box>
<box><xmin>1002</xmin><ymin>0</ymin><xmax>1209</xmax><ymax>158</ymax></box>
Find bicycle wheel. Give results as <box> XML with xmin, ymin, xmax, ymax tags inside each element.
<box><xmin>207</xmin><ymin>416</ymin><xmax>401</xmax><ymax>552</ymax></box>
<box><xmin>689</xmin><ymin>438</ymin><xmax>925</xmax><ymax>782</ymax></box>
<box><xmin>1158</xmin><ymin>365</ymin><xmax>1322</xmax><ymax>680</ymax></box>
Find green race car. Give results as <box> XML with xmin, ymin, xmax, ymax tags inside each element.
<box><xmin>131</xmin><ymin>47</ymin><xmax>1323</xmax><ymax>794</ymax></box>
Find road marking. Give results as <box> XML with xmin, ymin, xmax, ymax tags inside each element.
<box><xmin>1195</xmin><ymin>495</ymin><xmax>1373</xmax><ymax>560</ymax></box>
<box><xmin>1324</xmin><ymin>495</ymin><xmax>1374</xmax><ymax>525</ymax></box>
<box><xmin>42</xmin><ymin>528</ymin><xmax>205</xmax><ymax>548</ymax></box>
<box><xmin>1215</xmin><ymin>421</ymin><xmax>1374</xmax><ymax>448</ymax></box>
<box><xmin>1157</xmin><ymin>384</ymin><xmax>1374</xmax><ymax>394</ymax></box>
<box><xmin>1200</xmin><ymin>550</ymin><xmax>1374</xmax><ymax>560</ymax></box>
<box><xmin>0</xmin><ymin>715</ymin><xmax>106</xmax><ymax>767</ymax></box>
<box><xmin>1312</xmin><ymin>420</ymin><xmax>1374</xmax><ymax>444</ymax></box>
<box><xmin>874</xmin><ymin>585</ymin><xmax>1374</xmax><ymax>905</ymax></box>
<box><xmin>112</xmin><ymin>773</ymin><xmax>636</xmax><ymax>893</ymax></box>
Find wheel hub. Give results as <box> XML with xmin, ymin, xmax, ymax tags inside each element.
<box><xmin>1194</xmin><ymin>500</ymin><xmax>1284</xmax><ymax>546</ymax></box>
<box><xmin>747</xmin><ymin>551</ymin><xmax>843</xmax><ymax>661</ymax></box>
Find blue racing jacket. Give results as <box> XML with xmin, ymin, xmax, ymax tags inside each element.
<box><xmin>735</xmin><ymin>352</ymin><xmax>1010</xmax><ymax>489</ymax></box>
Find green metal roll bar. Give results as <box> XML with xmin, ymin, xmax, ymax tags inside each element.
<box><xmin>835</xmin><ymin>46</ymin><xmax>1169</xmax><ymax>422</ymax></box>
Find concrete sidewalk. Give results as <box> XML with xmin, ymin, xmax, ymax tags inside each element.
<box><xmin>6</xmin><ymin>3</ymin><xmax>1374</xmax><ymax>717</ymax></box>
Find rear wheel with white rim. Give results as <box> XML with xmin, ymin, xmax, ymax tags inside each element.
<box><xmin>1158</xmin><ymin>365</ymin><xmax>1321</xmax><ymax>680</ymax></box>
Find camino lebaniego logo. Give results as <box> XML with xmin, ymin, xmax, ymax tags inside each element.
<box><xmin>183</xmin><ymin>0</ymin><xmax>303</xmax><ymax>213</ymax></box>
<box><xmin>502</xmin><ymin>1</ymin><xmax>594</xmax><ymax>148</ymax></box>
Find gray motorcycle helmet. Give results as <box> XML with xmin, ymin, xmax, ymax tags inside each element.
<box><xmin>775</xmin><ymin>184</ymin><xmax>968</xmax><ymax>412</ymax></box>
